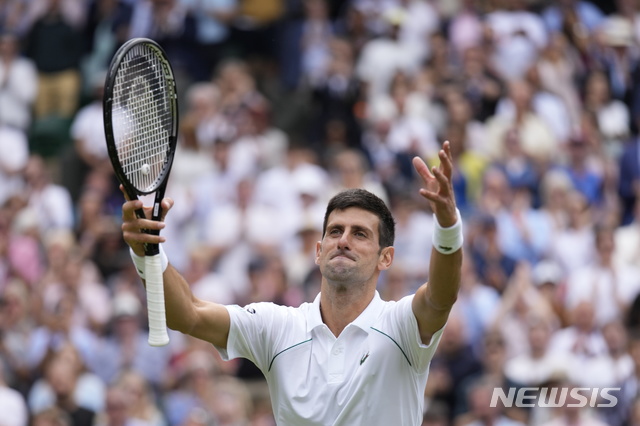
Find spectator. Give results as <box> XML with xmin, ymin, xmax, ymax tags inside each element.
<box><xmin>0</xmin><ymin>357</ymin><xmax>28</xmax><ymax>426</ymax></box>
<box><xmin>327</xmin><ymin>148</ymin><xmax>389</xmax><ymax>205</ymax></box>
<box><xmin>541</xmin><ymin>0</ymin><xmax>605</xmax><ymax>41</ymax></box>
<box><xmin>355</xmin><ymin>7</ymin><xmax>423</xmax><ymax>100</ymax></box>
<box><xmin>91</xmin><ymin>291</ymin><xmax>171</xmax><ymax>387</ymax></box>
<box><xmin>163</xmin><ymin>350</ymin><xmax>221</xmax><ymax>426</ymax></box>
<box><xmin>548</xmin><ymin>301</ymin><xmax>608</xmax><ymax>364</ymax></box>
<box><xmin>485</xmin><ymin>0</ymin><xmax>548</xmax><ymax>82</ymax></box>
<box><xmin>27</xmin><ymin>344</ymin><xmax>102</xmax><ymax>424</ymax></box>
<box><xmin>0</xmin><ymin>125</ymin><xmax>29</xmax><ymax>207</ymax></box>
<box><xmin>182</xmin><ymin>0</ymin><xmax>237</xmax><ymax>82</ymax></box>
<box><xmin>546</xmin><ymin>188</ymin><xmax>596</xmax><ymax>274</ymax></box>
<box><xmin>558</xmin><ymin>134</ymin><xmax>605</xmax><ymax>207</ymax></box>
<box><xmin>128</xmin><ymin>0</ymin><xmax>198</xmax><ymax>85</ymax></box>
<box><xmin>563</xmin><ymin>222</ymin><xmax>640</xmax><ymax>327</ymax></box>
<box><xmin>428</xmin><ymin>312</ymin><xmax>483</xmax><ymax>421</ymax></box>
<box><xmin>538</xmin><ymin>382</ymin><xmax>609</xmax><ymax>426</ymax></box>
<box><xmin>80</xmin><ymin>0</ymin><xmax>132</xmax><ymax>96</ymax></box>
<box><xmin>22</xmin><ymin>155</ymin><xmax>75</xmax><ymax>235</ymax></box>
<box><xmin>492</xmin><ymin>262</ymin><xmax>559</xmax><ymax>359</ymax></box>
<box><xmin>453</xmin><ymin>375</ymin><xmax>526</xmax><ymax>426</ymax></box>
<box><xmin>64</xmin><ymin>71</ymin><xmax>111</xmax><ymax>203</ymax></box>
<box><xmin>0</xmin><ymin>278</ymin><xmax>36</xmax><ymax>393</ymax></box>
<box><xmin>617</xmin><ymin>135</ymin><xmax>640</xmax><ymax>226</ymax></box>
<box><xmin>201</xmin><ymin>176</ymin><xmax>285</xmax><ymax>298</ymax></box>
<box><xmin>0</xmin><ymin>31</ymin><xmax>38</xmax><ymax>130</ymax></box>
<box><xmin>535</xmin><ymin>31</ymin><xmax>584</xmax><ymax>135</ymax></box>
<box><xmin>503</xmin><ymin>316</ymin><xmax>571</xmax><ymax>388</ymax></box>
<box><xmin>593</xmin><ymin>15</ymin><xmax>637</xmax><ymax>106</ymax></box>
<box><xmin>615</xmin><ymin>197</ymin><xmax>640</xmax><ymax>266</ymax></box>
<box><xmin>485</xmin><ymin>79</ymin><xmax>557</xmax><ymax>165</ymax></box>
<box><xmin>582</xmin><ymin>69</ymin><xmax>631</xmax><ymax>160</ymax></box>
<box><xmin>92</xmin><ymin>384</ymin><xmax>139</xmax><ymax>426</ymax></box>
<box><xmin>115</xmin><ymin>370</ymin><xmax>167</xmax><ymax>426</ymax></box>
<box><xmin>24</xmin><ymin>0</ymin><xmax>85</xmax><ymax>119</ymax></box>
<box><xmin>31</xmin><ymin>407</ymin><xmax>72</xmax><ymax>426</ymax></box>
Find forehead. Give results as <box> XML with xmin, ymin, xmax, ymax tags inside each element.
<box><xmin>326</xmin><ymin>207</ymin><xmax>380</xmax><ymax>231</ymax></box>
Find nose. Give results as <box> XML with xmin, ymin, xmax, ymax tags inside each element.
<box><xmin>337</xmin><ymin>232</ymin><xmax>350</xmax><ymax>250</ymax></box>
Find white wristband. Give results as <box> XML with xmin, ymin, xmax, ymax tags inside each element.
<box><xmin>130</xmin><ymin>246</ymin><xmax>169</xmax><ymax>279</ymax></box>
<box><xmin>433</xmin><ymin>209</ymin><xmax>463</xmax><ymax>254</ymax></box>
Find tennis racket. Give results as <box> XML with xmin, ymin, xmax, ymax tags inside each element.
<box><xmin>103</xmin><ymin>38</ymin><xmax>178</xmax><ymax>346</ymax></box>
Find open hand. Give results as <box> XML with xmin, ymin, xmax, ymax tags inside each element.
<box><xmin>412</xmin><ymin>141</ymin><xmax>458</xmax><ymax>227</ymax></box>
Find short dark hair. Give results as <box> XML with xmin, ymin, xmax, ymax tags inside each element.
<box><xmin>322</xmin><ymin>189</ymin><xmax>395</xmax><ymax>248</ymax></box>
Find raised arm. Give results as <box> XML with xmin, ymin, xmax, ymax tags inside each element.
<box><xmin>410</xmin><ymin>142</ymin><xmax>463</xmax><ymax>344</ymax></box>
<box><xmin>121</xmin><ymin>191</ymin><xmax>231</xmax><ymax>349</ymax></box>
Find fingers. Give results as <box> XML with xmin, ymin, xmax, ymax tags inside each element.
<box><xmin>412</xmin><ymin>156</ymin><xmax>434</xmax><ymax>183</ymax></box>
<box><xmin>413</xmin><ymin>141</ymin><xmax>457</xmax><ymax>212</ymax></box>
<box><xmin>439</xmin><ymin>141</ymin><xmax>454</xmax><ymax>178</ymax></box>
<box><xmin>160</xmin><ymin>197</ymin><xmax>174</xmax><ymax>222</ymax></box>
<box><xmin>119</xmin><ymin>185</ymin><xmax>173</xmax><ymax>253</ymax></box>
<box><xmin>119</xmin><ymin>184</ymin><xmax>130</xmax><ymax>201</ymax></box>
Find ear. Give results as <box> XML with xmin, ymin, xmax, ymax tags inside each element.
<box><xmin>378</xmin><ymin>246</ymin><xmax>394</xmax><ymax>271</ymax></box>
<box><xmin>314</xmin><ymin>240</ymin><xmax>322</xmax><ymax>265</ymax></box>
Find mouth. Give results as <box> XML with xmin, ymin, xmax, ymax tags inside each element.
<box><xmin>331</xmin><ymin>252</ymin><xmax>355</xmax><ymax>261</ymax></box>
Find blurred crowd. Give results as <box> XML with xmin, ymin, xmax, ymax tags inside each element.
<box><xmin>1</xmin><ymin>0</ymin><xmax>640</xmax><ymax>425</ymax></box>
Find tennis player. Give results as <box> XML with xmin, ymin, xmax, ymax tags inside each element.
<box><xmin>121</xmin><ymin>141</ymin><xmax>463</xmax><ymax>424</ymax></box>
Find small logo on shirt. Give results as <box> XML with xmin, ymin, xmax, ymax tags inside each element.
<box><xmin>245</xmin><ymin>307</ymin><xmax>256</xmax><ymax>314</ymax></box>
<box><xmin>360</xmin><ymin>352</ymin><xmax>370</xmax><ymax>365</ymax></box>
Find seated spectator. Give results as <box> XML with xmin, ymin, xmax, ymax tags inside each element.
<box><xmin>0</xmin><ymin>31</ymin><xmax>38</xmax><ymax>130</ymax></box>
<box><xmin>0</xmin><ymin>125</ymin><xmax>29</xmax><ymax>208</ymax></box>
<box><xmin>548</xmin><ymin>301</ymin><xmax>608</xmax><ymax>363</ymax></box>
<box><xmin>453</xmin><ymin>375</ymin><xmax>526</xmax><ymax>426</ymax></box>
<box><xmin>115</xmin><ymin>370</ymin><xmax>167</xmax><ymax>426</ymax></box>
<box><xmin>90</xmin><ymin>291</ymin><xmax>171</xmax><ymax>388</ymax></box>
<box><xmin>28</xmin><ymin>343</ymin><xmax>103</xmax><ymax>423</ymax></box>
<box><xmin>538</xmin><ymin>382</ymin><xmax>609</xmax><ymax>426</ymax></box>
<box><xmin>504</xmin><ymin>317</ymin><xmax>572</xmax><ymax>387</ymax></box>
<box><xmin>0</xmin><ymin>357</ymin><xmax>28</xmax><ymax>426</ymax></box>
<box><xmin>492</xmin><ymin>263</ymin><xmax>559</xmax><ymax>359</ymax></box>
<box><xmin>563</xmin><ymin>222</ymin><xmax>640</xmax><ymax>326</ymax></box>
<box><xmin>485</xmin><ymin>79</ymin><xmax>557</xmax><ymax>166</ymax></box>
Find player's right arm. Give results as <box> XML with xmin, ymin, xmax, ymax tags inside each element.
<box><xmin>121</xmin><ymin>195</ymin><xmax>231</xmax><ymax>349</ymax></box>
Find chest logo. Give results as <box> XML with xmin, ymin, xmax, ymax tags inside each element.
<box><xmin>360</xmin><ymin>352</ymin><xmax>370</xmax><ymax>365</ymax></box>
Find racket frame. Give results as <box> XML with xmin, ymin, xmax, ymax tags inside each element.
<box><xmin>103</xmin><ymin>38</ymin><xmax>179</xmax><ymax>346</ymax></box>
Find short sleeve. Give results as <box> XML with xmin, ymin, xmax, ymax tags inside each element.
<box><xmin>384</xmin><ymin>295</ymin><xmax>446</xmax><ymax>373</ymax></box>
<box><xmin>217</xmin><ymin>302</ymin><xmax>293</xmax><ymax>372</ymax></box>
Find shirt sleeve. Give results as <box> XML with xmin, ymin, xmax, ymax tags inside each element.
<box><xmin>216</xmin><ymin>302</ymin><xmax>291</xmax><ymax>372</ymax></box>
<box><xmin>385</xmin><ymin>295</ymin><xmax>446</xmax><ymax>374</ymax></box>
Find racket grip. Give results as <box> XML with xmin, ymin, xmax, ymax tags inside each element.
<box><xmin>145</xmin><ymin>254</ymin><xmax>170</xmax><ymax>346</ymax></box>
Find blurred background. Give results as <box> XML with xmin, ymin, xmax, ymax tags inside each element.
<box><xmin>0</xmin><ymin>0</ymin><xmax>640</xmax><ymax>424</ymax></box>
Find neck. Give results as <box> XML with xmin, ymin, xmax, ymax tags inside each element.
<box><xmin>320</xmin><ymin>284</ymin><xmax>375</xmax><ymax>337</ymax></box>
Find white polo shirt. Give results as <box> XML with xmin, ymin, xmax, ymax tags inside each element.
<box><xmin>218</xmin><ymin>291</ymin><xmax>445</xmax><ymax>425</ymax></box>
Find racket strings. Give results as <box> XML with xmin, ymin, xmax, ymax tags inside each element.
<box><xmin>111</xmin><ymin>44</ymin><xmax>173</xmax><ymax>192</ymax></box>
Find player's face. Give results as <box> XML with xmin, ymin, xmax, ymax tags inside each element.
<box><xmin>316</xmin><ymin>207</ymin><xmax>392</xmax><ymax>287</ymax></box>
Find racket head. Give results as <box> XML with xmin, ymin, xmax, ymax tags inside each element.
<box><xmin>103</xmin><ymin>38</ymin><xmax>179</xmax><ymax>198</ymax></box>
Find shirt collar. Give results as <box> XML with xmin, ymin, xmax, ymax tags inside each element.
<box><xmin>307</xmin><ymin>291</ymin><xmax>383</xmax><ymax>334</ymax></box>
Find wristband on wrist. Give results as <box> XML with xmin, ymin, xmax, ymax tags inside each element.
<box><xmin>432</xmin><ymin>209</ymin><xmax>463</xmax><ymax>254</ymax></box>
<box><xmin>130</xmin><ymin>245</ymin><xmax>169</xmax><ymax>279</ymax></box>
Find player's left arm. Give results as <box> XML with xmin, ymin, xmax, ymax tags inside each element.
<box><xmin>411</xmin><ymin>142</ymin><xmax>463</xmax><ymax>344</ymax></box>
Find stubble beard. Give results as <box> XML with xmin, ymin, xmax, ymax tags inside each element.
<box><xmin>322</xmin><ymin>259</ymin><xmax>366</xmax><ymax>292</ymax></box>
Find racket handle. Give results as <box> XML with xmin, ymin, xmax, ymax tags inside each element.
<box><xmin>145</xmin><ymin>254</ymin><xmax>170</xmax><ymax>346</ymax></box>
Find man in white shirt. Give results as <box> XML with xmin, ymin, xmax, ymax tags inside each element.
<box><xmin>0</xmin><ymin>32</ymin><xmax>38</xmax><ymax>131</ymax></box>
<box><xmin>120</xmin><ymin>142</ymin><xmax>463</xmax><ymax>424</ymax></box>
